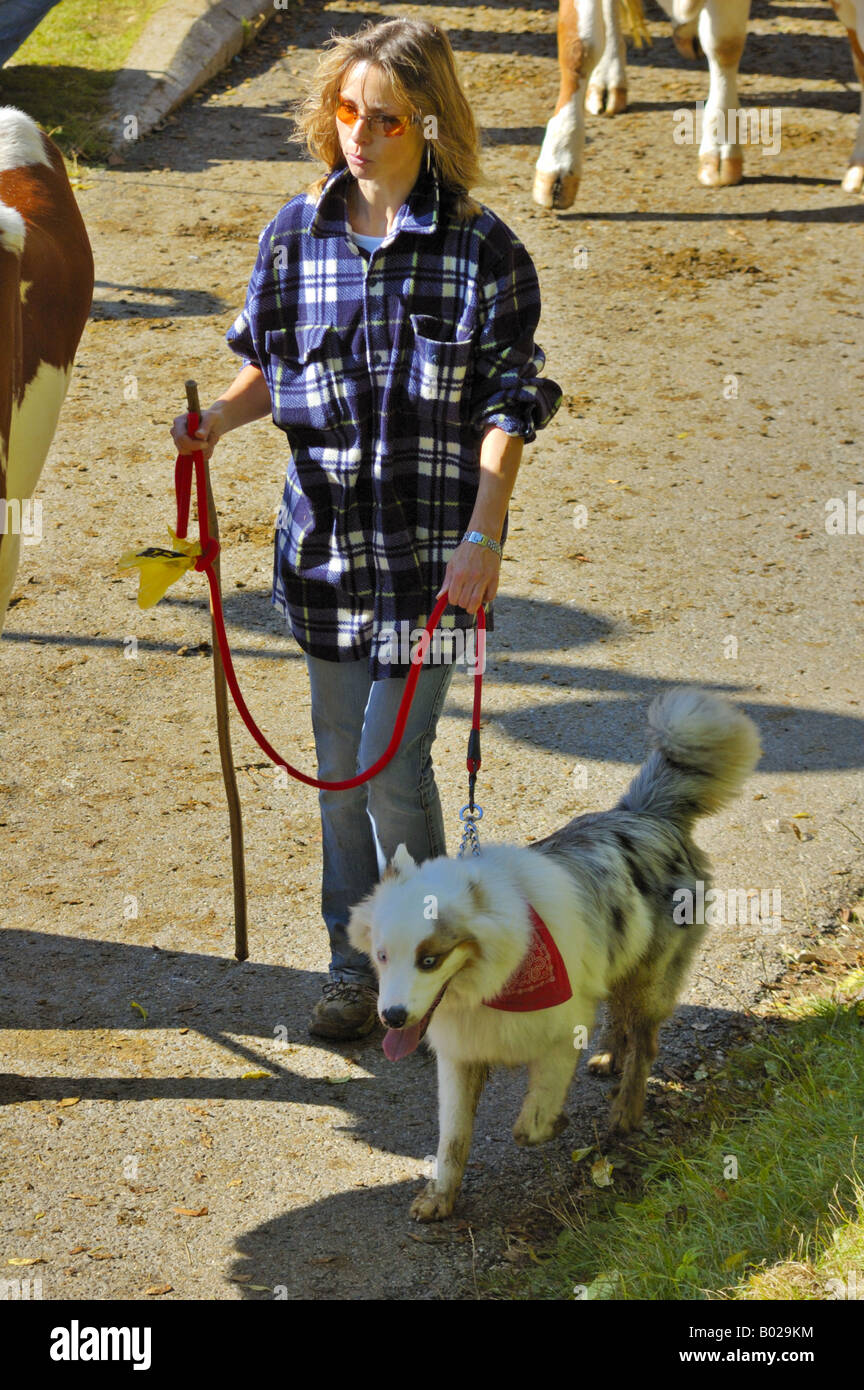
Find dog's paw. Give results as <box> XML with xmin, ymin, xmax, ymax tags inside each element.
<box><xmin>410</xmin><ymin>1184</ymin><xmax>456</xmax><ymax>1222</ymax></box>
<box><xmin>513</xmin><ymin>1110</ymin><xmax>568</xmax><ymax>1147</ymax></box>
<box><xmin>587</xmin><ymin>1050</ymin><xmax>621</xmax><ymax>1076</ymax></box>
<box><xmin>608</xmin><ymin>1092</ymin><xmax>644</xmax><ymax>1134</ymax></box>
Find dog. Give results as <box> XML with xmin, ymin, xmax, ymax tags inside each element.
<box><xmin>348</xmin><ymin>688</ymin><xmax>761</xmax><ymax>1221</ymax></box>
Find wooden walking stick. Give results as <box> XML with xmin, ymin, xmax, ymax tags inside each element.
<box><xmin>186</xmin><ymin>379</ymin><xmax>249</xmax><ymax>962</ymax></box>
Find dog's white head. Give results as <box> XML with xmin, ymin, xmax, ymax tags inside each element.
<box><xmin>348</xmin><ymin>844</ymin><xmax>490</xmax><ymax>1060</ymax></box>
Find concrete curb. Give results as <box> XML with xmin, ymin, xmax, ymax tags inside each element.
<box><xmin>106</xmin><ymin>0</ymin><xmax>278</xmax><ymax>149</ymax></box>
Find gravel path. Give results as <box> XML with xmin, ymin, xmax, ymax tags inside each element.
<box><xmin>1</xmin><ymin>0</ymin><xmax>862</xmax><ymax>1301</ymax></box>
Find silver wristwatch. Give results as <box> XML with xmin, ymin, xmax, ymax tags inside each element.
<box><xmin>462</xmin><ymin>530</ymin><xmax>503</xmax><ymax>558</ymax></box>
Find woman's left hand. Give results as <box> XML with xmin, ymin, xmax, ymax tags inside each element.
<box><xmin>437</xmin><ymin>540</ymin><xmax>501</xmax><ymax>615</ymax></box>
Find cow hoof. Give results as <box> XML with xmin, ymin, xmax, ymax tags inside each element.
<box><xmin>698</xmin><ymin>153</ymin><xmax>721</xmax><ymax>186</ymax></box>
<box><xmin>533</xmin><ymin>169</ymin><xmax>580</xmax><ymax>210</ymax></box>
<box><xmin>586</xmin><ymin>84</ymin><xmax>627</xmax><ymax>116</ymax></box>
<box><xmin>720</xmin><ymin>155</ymin><xmax>743</xmax><ymax>185</ymax></box>
<box><xmin>841</xmin><ymin>163</ymin><xmax>864</xmax><ymax>194</ymax></box>
<box><xmin>698</xmin><ymin>153</ymin><xmax>743</xmax><ymax>187</ymax></box>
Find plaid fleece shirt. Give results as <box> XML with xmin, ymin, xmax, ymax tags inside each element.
<box><xmin>225</xmin><ymin>158</ymin><xmax>562</xmax><ymax>679</ymax></box>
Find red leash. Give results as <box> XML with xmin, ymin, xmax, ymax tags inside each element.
<box><xmin>175</xmin><ymin>420</ymin><xmax>486</xmax><ymax>792</ymax></box>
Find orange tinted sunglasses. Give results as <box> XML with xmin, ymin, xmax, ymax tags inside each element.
<box><xmin>336</xmin><ymin>96</ymin><xmax>417</xmax><ymax>138</ymax></box>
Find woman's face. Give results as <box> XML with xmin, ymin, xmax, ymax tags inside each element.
<box><xmin>336</xmin><ymin>61</ymin><xmax>426</xmax><ymax>187</ymax></box>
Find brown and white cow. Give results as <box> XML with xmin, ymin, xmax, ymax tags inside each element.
<box><xmin>0</xmin><ymin>107</ymin><xmax>93</xmax><ymax>631</ymax></box>
<box><xmin>534</xmin><ymin>0</ymin><xmax>864</xmax><ymax>207</ymax></box>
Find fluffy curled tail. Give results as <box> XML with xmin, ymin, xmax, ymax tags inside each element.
<box><xmin>618</xmin><ymin>688</ymin><xmax>762</xmax><ymax>828</ymax></box>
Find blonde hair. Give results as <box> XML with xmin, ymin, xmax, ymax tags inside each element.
<box><xmin>294</xmin><ymin>18</ymin><xmax>484</xmax><ymax>221</ymax></box>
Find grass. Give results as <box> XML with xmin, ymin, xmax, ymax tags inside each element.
<box><xmin>0</xmin><ymin>0</ymin><xmax>166</xmax><ymax>158</ymax></box>
<box><xmin>488</xmin><ymin>949</ymin><xmax>864</xmax><ymax>1301</ymax></box>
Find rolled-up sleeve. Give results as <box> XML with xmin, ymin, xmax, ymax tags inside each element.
<box><xmin>469</xmin><ymin>233</ymin><xmax>563</xmax><ymax>444</ymax></box>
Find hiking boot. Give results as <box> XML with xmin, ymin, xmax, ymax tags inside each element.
<box><xmin>308</xmin><ymin>980</ymin><xmax>380</xmax><ymax>1040</ymax></box>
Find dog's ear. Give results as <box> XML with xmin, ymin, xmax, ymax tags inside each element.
<box><xmin>382</xmin><ymin>842</ymin><xmax>417</xmax><ymax>881</ymax></box>
<box><xmin>347</xmin><ymin>898</ymin><xmax>374</xmax><ymax>957</ymax></box>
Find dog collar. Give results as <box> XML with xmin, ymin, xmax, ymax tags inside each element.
<box><xmin>483</xmin><ymin>905</ymin><xmax>572</xmax><ymax>1011</ymax></box>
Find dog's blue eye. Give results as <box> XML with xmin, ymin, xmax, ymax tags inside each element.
<box><xmin>420</xmin><ymin>955</ymin><xmax>438</xmax><ymax>971</ymax></box>
<box><xmin>377</xmin><ymin>950</ymin><xmax>388</xmax><ymax>963</ymax></box>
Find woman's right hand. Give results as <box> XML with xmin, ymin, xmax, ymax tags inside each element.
<box><xmin>170</xmin><ymin>404</ymin><xmax>226</xmax><ymax>461</ymax></box>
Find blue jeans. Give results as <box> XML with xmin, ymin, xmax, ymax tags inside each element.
<box><xmin>304</xmin><ymin>653</ymin><xmax>456</xmax><ymax>984</ymax></box>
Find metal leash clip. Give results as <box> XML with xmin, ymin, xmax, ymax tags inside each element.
<box><xmin>456</xmin><ymin>802</ymin><xmax>483</xmax><ymax>858</ymax></box>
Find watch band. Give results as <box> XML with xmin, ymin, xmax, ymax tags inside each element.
<box><xmin>462</xmin><ymin>530</ymin><xmax>503</xmax><ymax>558</ymax></box>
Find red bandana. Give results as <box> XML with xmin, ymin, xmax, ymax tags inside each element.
<box><xmin>483</xmin><ymin>905</ymin><xmax>572</xmax><ymax>1011</ymax></box>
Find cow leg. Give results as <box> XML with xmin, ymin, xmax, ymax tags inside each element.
<box><xmin>0</xmin><ymin>364</ymin><xmax>72</xmax><ymax>633</ymax></box>
<box><xmin>534</xmin><ymin>0</ymin><xmax>605</xmax><ymax>209</ymax></box>
<box><xmin>586</xmin><ymin>0</ymin><xmax>628</xmax><ymax>116</ymax></box>
<box><xmin>697</xmin><ymin>0</ymin><xmax>751</xmax><ymax>186</ymax></box>
<box><xmin>841</xmin><ymin>4</ymin><xmax>864</xmax><ymax>192</ymax></box>
<box><xmin>668</xmin><ymin>0</ymin><xmax>705</xmax><ymax>61</ymax></box>
<box><xmin>0</xmin><ymin>531</ymin><xmax>21</xmax><ymax>631</ymax></box>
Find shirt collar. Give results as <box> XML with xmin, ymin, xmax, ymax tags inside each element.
<box><xmin>308</xmin><ymin>157</ymin><xmax>441</xmax><ymax>242</ymax></box>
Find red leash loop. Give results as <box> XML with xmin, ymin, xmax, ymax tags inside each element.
<box><xmin>174</xmin><ymin>427</ymin><xmax>485</xmax><ymax>793</ymax></box>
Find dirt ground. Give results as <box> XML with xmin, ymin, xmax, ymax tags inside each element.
<box><xmin>1</xmin><ymin>0</ymin><xmax>863</xmax><ymax>1301</ymax></box>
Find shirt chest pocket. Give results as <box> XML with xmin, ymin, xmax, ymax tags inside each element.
<box><xmin>406</xmin><ymin>314</ymin><xmax>474</xmax><ymax>424</ymax></box>
<box><xmin>265</xmin><ymin>323</ymin><xmax>363</xmax><ymax>433</ymax></box>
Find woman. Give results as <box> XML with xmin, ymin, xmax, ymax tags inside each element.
<box><xmin>172</xmin><ymin>18</ymin><xmax>562</xmax><ymax>1040</ymax></box>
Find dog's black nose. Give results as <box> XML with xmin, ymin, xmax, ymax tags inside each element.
<box><xmin>382</xmin><ymin>1005</ymin><xmax>408</xmax><ymax>1029</ymax></box>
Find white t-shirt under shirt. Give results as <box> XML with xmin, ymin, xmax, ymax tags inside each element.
<box><xmin>349</xmin><ymin>230</ymin><xmax>386</xmax><ymax>252</ymax></box>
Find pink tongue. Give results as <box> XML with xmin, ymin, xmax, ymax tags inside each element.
<box><xmin>383</xmin><ymin>1023</ymin><xmax>423</xmax><ymax>1061</ymax></box>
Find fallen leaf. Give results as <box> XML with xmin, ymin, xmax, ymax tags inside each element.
<box><xmin>571</xmin><ymin>1145</ymin><xmax>594</xmax><ymax>1163</ymax></box>
<box><xmin>87</xmin><ymin>1249</ymin><xmax>116</xmax><ymax>1260</ymax></box>
<box><xmin>130</xmin><ymin>1001</ymin><xmax>147</xmax><ymax>1021</ymax></box>
<box><xmin>172</xmin><ymin>1206</ymin><xmax>208</xmax><ymax>1217</ymax></box>
<box><xmin>7</xmin><ymin>1256</ymin><xmax>46</xmax><ymax>1266</ymax></box>
<box><xmin>57</xmin><ymin>1097</ymin><xmax>80</xmax><ymax>1108</ymax></box>
<box><xmin>241</xmin><ymin>1070</ymin><xmax>272</xmax><ymax>1080</ymax></box>
<box><xmin>591</xmin><ymin>1157</ymin><xmax>614</xmax><ymax>1188</ymax></box>
<box><xmin>145</xmin><ymin>1283</ymin><xmax>173</xmax><ymax>1296</ymax></box>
